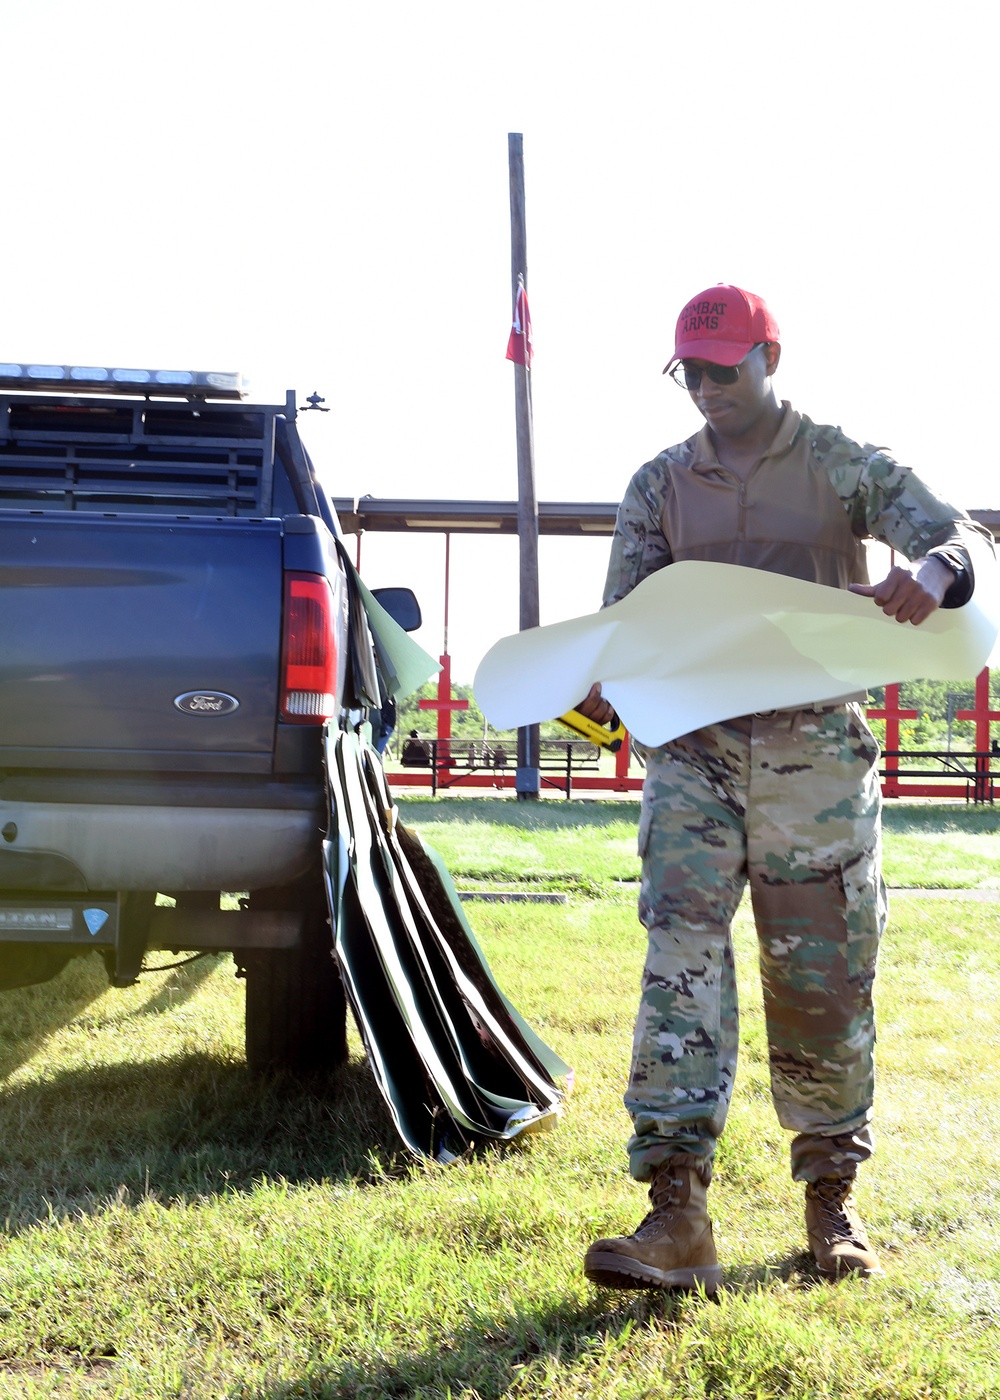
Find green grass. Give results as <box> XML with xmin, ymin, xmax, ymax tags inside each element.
<box><xmin>880</xmin><ymin>802</ymin><xmax>1000</xmax><ymax>889</ymax></box>
<box><xmin>397</xmin><ymin>796</ymin><xmax>1000</xmax><ymax>891</ymax></box>
<box><xmin>396</xmin><ymin>797</ymin><xmax>644</xmax><ymax>897</ymax></box>
<box><xmin>0</xmin><ymin>800</ymin><xmax>997</xmax><ymax>1396</ymax></box>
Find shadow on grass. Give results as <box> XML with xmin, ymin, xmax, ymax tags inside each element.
<box><xmin>227</xmin><ymin>1294</ymin><xmax>686</xmax><ymax>1400</ymax></box>
<box><xmin>131</xmin><ymin>953</ymin><xmax>228</xmax><ymax>1017</ymax></box>
<box><xmin>0</xmin><ymin>951</ymin><xmax>229</xmax><ymax>1082</ymax></box>
<box><xmin>0</xmin><ymin>952</ymin><xmax>108</xmax><ymax>1080</ymax></box>
<box><xmin>227</xmin><ymin>1259</ymin><xmax>831</xmax><ymax>1400</ymax></box>
<box><xmin>0</xmin><ymin>1050</ymin><xmax>402</xmax><ymax>1232</ymax></box>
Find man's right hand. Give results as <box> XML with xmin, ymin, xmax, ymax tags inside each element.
<box><xmin>574</xmin><ymin>683</ymin><xmax>615</xmax><ymax>725</ymax></box>
<box><xmin>848</xmin><ymin>556</ymin><xmax>954</xmax><ymax>625</ymax></box>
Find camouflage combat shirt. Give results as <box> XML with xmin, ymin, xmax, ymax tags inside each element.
<box><xmin>603</xmin><ymin>403</ymin><xmax>987</xmax><ymax>609</ymax></box>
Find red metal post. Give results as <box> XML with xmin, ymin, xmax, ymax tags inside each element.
<box><xmin>866</xmin><ymin>683</ymin><xmax>918</xmax><ymax>798</ymax></box>
<box><xmin>615</xmin><ymin>731</ymin><xmax>632</xmax><ymax>790</ymax></box>
<box><xmin>443</xmin><ymin>533</ymin><xmax>451</xmax><ymax>655</ymax></box>
<box><xmin>418</xmin><ymin>653</ymin><xmax>470</xmax><ymax>742</ymax></box>
<box><xmin>414</xmin><ymin>535</ymin><xmax>469</xmax><ymax>784</ymax></box>
<box><xmin>956</xmin><ymin>666</ymin><xmax>998</xmax><ymax>802</ymax></box>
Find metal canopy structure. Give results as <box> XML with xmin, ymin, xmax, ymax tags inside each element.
<box><xmin>329</xmin><ymin>498</ymin><xmax>618</xmax><ymax>537</ymax></box>
<box><xmin>329</xmin><ymin>497</ymin><xmax>1000</xmax><ymax>542</ymax></box>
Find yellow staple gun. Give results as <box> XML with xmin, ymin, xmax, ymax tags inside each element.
<box><xmin>558</xmin><ymin>708</ymin><xmax>626</xmax><ymax>752</ymax></box>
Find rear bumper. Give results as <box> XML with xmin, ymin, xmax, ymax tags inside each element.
<box><xmin>0</xmin><ymin>799</ymin><xmax>324</xmax><ymax>892</ymax></box>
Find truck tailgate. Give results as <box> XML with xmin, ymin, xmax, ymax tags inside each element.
<box><xmin>0</xmin><ymin>511</ymin><xmax>283</xmax><ymax>769</ymax></box>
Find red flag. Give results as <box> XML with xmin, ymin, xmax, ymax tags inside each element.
<box><xmin>506</xmin><ymin>280</ymin><xmax>533</xmax><ymax>367</ymax></box>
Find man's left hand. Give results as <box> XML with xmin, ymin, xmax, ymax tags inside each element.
<box><xmin>848</xmin><ymin>556</ymin><xmax>954</xmax><ymax>625</ymax></box>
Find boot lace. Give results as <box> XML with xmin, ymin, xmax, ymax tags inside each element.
<box><xmin>634</xmin><ymin>1167</ymin><xmax>686</xmax><ymax>1237</ymax></box>
<box><xmin>810</xmin><ymin>1178</ymin><xmax>866</xmax><ymax>1246</ymax></box>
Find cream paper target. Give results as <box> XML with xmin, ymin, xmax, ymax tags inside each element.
<box><xmin>473</xmin><ymin>561</ymin><xmax>1000</xmax><ymax>749</ymax></box>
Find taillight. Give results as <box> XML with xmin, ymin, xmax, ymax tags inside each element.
<box><xmin>280</xmin><ymin>572</ymin><xmax>338</xmax><ymax>723</ymax></box>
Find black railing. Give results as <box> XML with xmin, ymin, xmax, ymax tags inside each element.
<box><xmin>880</xmin><ymin>750</ymin><xmax>996</xmax><ymax>803</ymax></box>
<box><xmin>398</xmin><ymin>741</ymin><xmax>996</xmax><ymax>802</ymax></box>
<box><xmin>399</xmin><ymin>737</ymin><xmax>601</xmax><ymax>798</ymax></box>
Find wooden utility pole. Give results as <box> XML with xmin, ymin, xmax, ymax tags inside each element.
<box><xmin>508</xmin><ymin>131</ymin><xmax>540</xmax><ymax>800</ymax></box>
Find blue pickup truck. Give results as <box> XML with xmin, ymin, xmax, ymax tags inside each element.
<box><xmin>0</xmin><ymin>363</ymin><xmax>416</xmax><ymax>1074</ymax></box>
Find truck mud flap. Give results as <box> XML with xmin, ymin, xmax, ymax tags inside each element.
<box><xmin>322</xmin><ymin>728</ymin><xmax>568</xmax><ymax>1162</ymax></box>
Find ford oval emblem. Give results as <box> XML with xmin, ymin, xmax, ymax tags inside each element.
<box><xmin>174</xmin><ymin>691</ymin><xmax>240</xmax><ymax>716</ymax></box>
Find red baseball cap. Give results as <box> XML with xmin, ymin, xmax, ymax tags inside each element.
<box><xmin>663</xmin><ymin>284</ymin><xmax>780</xmax><ymax>373</ymax></box>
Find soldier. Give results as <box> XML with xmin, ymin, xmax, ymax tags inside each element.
<box><xmin>577</xmin><ymin>284</ymin><xmax>993</xmax><ymax>1292</ymax></box>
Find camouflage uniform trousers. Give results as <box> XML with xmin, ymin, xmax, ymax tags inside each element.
<box><xmin>626</xmin><ymin>703</ymin><xmax>886</xmax><ymax>1184</ymax></box>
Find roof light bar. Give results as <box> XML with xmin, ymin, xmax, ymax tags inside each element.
<box><xmin>0</xmin><ymin>363</ymin><xmax>247</xmax><ymax>400</ymax></box>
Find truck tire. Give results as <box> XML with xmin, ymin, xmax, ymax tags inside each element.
<box><xmin>241</xmin><ymin>878</ymin><xmax>349</xmax><ymax>1075</ymax></box>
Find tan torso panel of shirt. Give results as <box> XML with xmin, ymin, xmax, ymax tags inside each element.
<box><xmin>661</xmin><ymin>410</ymin><xmax>871</xmax><ymax>590</ymax></box>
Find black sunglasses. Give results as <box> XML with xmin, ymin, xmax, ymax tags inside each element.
<box><xmin>667</xmin><ymin>344</ymin><xmax>765</xmax><ymax>392</ymax></box>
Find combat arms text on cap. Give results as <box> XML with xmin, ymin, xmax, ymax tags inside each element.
<box><xmin>663</xmin><ymin>284</ymin><xmax>780</xmax><ymax>373</ymax></box>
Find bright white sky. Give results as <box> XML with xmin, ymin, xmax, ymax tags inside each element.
<box><xmin>3</xmin><ymin>2</ymin><xmax>996</xmax><ymax>682</ymax></box>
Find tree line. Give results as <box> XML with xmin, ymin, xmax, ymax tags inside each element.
<box><xmin>390</xmin><ymin>674</ymin><xmax>998</xmax><ymax>759</ymax></box>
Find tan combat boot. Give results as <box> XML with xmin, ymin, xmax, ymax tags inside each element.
<box><xmin>804</xmin><ymin>1175</ymin><xmax>884</xmax><ymax>1278</ymax></box>
<box><xmin>584</xmin><ymin>1154</ymin><xmax>721</xmax><ymax>1293</ymax></box>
